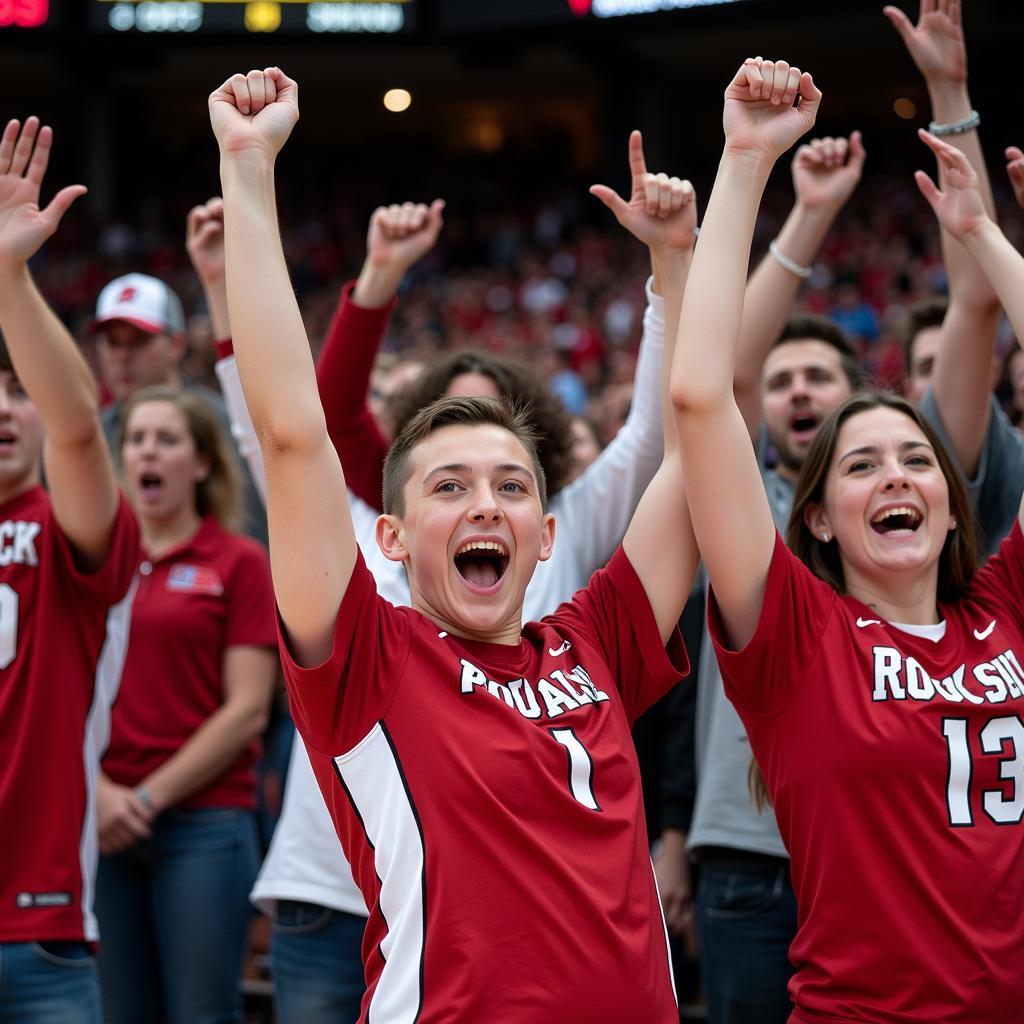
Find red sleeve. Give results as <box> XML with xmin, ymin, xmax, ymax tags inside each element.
<box><xmin>545</xmin><ymin>547</ymin><xmax>689</xmax><ymax>724</ymax></box>
<box><xmin>707</xmin><ymin>531</ymin><xmax>836</xmax><ymax>718</ymax></box>
<box><xmin>53</xmin><ymin>494</ymin><xmax>140</xmax><ymax>606</ymax></box>
<box><xmin>277</xmin><ymin>551</ymin><xmax>412</xmax><ymax>755</ymax></box>
<box><xmin>224</xmin><ymin>537</ymin><xmax>278</xmax><ymax>649</ymax></box>
<box><xmin>315</xmin><ymin>281</ymin><xmax>395</xmax><ymax>511</ymax></box>
<box><xmin>965</xmin><ymin>518</ymin><xmax>1024</xmax><ymax>634</ymax></box>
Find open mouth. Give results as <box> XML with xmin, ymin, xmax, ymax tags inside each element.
<box><xmin>789</xmin><ymin>410</ymin><xmax>820</xmax><ymax>439</ymax></box>
<box><xmin>138</xmin><ymin>472</ymin><xmax>164</xmax><ymax>496</ymax></box>
<box><xmin>870</xmin><ymin>505</ymin><xmax>923</xmax><ymax>536</ymax></box>
<box><xmin>0</xmin><ymin>432</ymin><xmax>17</xmax><ymax>451</ymax></box>
<box><xmin>454</xmin><ymin>540</ymin><xmax>510</xmax><ymax>591</ymax></box>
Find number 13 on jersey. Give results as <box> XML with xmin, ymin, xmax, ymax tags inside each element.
<box><xmin>943</xmin><ymin>715</ymin><xmax>1024</xmax><ymax>826</ymax></box>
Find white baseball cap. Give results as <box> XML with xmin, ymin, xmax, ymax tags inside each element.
<box><xmin>92</xmin><ymin>273</ymin><xmax>185</xmax><ymax>337</ymax></box>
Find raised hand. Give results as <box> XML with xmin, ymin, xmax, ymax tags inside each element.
<box><xmin>1006</xmin><ymin>146</ymin><xmax>1024</xmax><ymax>209</ymax></box>
<box><xmin>366</xmin><ymin>200</ymin><xmax>445</xmax><ymax>275</ymax></box>
<box><xmin>186</xmin><ymin>197</ymin><xmax>226</xmax><ymax>285</ymax></box>
<box><xmin>723</xmin><ymin>58</ymin><xmax>821</xmax><ymax>162</ymax></box>
<box><xmin>209</xmin><ymin>67</ymin><xmax>299</xmax><ymax>159</ymax></box>
<box><xmin>589</xmin><ymin>130</ymin><xmax>697</xmax><ymax>257</ymax></box>
<box><xmin>792</xmin><ymin>132</ymin><xmax>866</xmax><ymax>212</ymax></box>
<box><xmin>0</xmin><ymin>118</ymin><xmax>86</xmax><ymax>267</ymax></box>
<box><xmin>915</xmin><ymin>129</ymin><xmax>988</xmax><ymax>240</ymax></box>
<box><xmin>883</xmin><ymin>0</ymin><xmax>966</xmax><ymax>86</ymax></box>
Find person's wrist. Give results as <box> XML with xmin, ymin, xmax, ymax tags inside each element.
<box><xmin>960</xmin><ymin>216</ymin><xmax>999</xmax><ymax>251</ymax></box>
<box><xmin>353</xmin><ymin>263</ymin><xmax>402</xmax><ymax>308</ymax></box>
<box><xmin>134</xmin><ymin>784</ymin><xmax>157</xmax><ymax>816</ymax></box>
<box><xmin>926</xmin><ymin>81</ymin><xmax>972</xmax><ymax>123</ymax></box>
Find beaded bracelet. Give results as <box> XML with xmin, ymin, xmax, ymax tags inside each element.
<box><xmin>928</xmin><ymin>110</ymin><xmax>980</xmax><ymax>137</ymax></box>
<box><xmin>769</xmin><ymin>239</ymin><xmax>813</xmax><ymax>279</ymax></box>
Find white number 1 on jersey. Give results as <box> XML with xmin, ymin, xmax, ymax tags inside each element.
<box><xmin>0</xmin><ymin>583</ymin><xmax>18</xmax><ymax>669</ymax></box>
<box><xmin>549</xmin><ymin>728</ymin><xmax>601</xmax><ymax>811</ymax></box>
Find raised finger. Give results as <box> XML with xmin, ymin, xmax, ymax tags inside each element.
<box><xmin>627</xmin><ymin>130</ymin><xmax>648</xmax><ymax>190</ymax></box>
<box><xmin>25</xmin><ymin>123</ymin><xmax>52</xmax><ymax>187</ymax></box>
<box><xmin>922</xmin><ymin>0</ymin><xmax>938</xmax><ymax>18</ymax></box>
<box><xmin>10</xmin><ymin>116</ymin><xmax>39</xmax><ymax>177</ymax></box>
<box><xmin>246</xmin><ymin>70</ymin><xmax>267</xmax><ymax>114</ymax></box>
<box><xmin>0</xmin><ymin>120</ymin><xmax>20</xmax><ymax>174</ymax></box>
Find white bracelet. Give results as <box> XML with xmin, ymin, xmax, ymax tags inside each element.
<box><xmin>928</xmin><ymin>110</ymin><xmax>980</xmax><ymax>136</ymax></box>
<box><xmin>134</xmin><ymin>785</ymin><xmax>156</xmax><ymax>815</ymax></box>
<box><xmin>768</xmin><ymin>239</ymin><xmax>813</xmax><ymax>279</ymax></box>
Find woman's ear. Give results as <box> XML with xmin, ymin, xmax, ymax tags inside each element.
<box><xmin>804</xmin><ymin>502</ymin><xmax>832</xmax><ymax>543</ymax></box>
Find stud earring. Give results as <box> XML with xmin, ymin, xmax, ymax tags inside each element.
<box><xmin>822</xmin><ymin>532</ymin><xmax>830</xmax><ymax>542</ymax></box>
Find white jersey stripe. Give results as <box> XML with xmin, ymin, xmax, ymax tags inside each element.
<box><xmin>79</xmin><ymin>579</ymin><xmax>137</xmax><ymax>942</ymax></box>
<box><xmin>335</xmin><ymin>722</ymin><xmax>425</xmax><ymax>1024</ymax></box>
<box><xmin>649</xmin><ymin>856</ymin><xmax>678</xmax><ymax>1007</ymax></box>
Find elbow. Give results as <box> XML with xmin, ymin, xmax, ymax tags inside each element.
<box><xmin>233</xmin><ymin>700</ymin><xmax>272</xmax><ymax>744</ymax></box>
<box><xmin>252</xmin><ymin>409</ymin><xmax>327</xmax><ymax>460</ymax></box>
<box><xmin>670</xmin><ymin>379</ymin><xmax>718</xmax><ymax>418</ymax></box>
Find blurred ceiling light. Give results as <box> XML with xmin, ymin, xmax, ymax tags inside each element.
<box><xmin>893</xmin><ymin>98</ymin><xmax>917</xmax><ymax>120</ymax></box>
<box><xmin>384</xmin><ymin>89</ymin><xmax>412</xmax><ymax>113</ymax></box>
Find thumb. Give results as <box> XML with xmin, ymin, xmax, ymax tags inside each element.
<box><xmin>41</xmin><ymin>184</ymin><xmax>87</xmax><ymax>230</ymax></box>
<box><xmin>914</xmin><ymin>169</ymin><xmax>942</xmax><ymax>211</ymax></box>
<box><xmin>589</xmin><ymin>184</ymin><xmax>630</xmax><ymax>223</ymax></box>
<box><xmin>797</xmin><ymin>72</ymin><xmax>822</xmax><ymax>123</ymax></box>
<box><xmin>882</xmin><ymin>5</ymin><xmax>915</xmax><ymax>45</ymax></box>
<box><xmin>428</xmin><ymin>197</ymin><xmax>445</xmax><ymax>228</ymax></box>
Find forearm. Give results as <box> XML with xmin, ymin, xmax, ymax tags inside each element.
<box><xmin>202</xmin><ymin>273</ymin><xmax>231</xmax><ymax>340</ymax></box>
<box><xmin>352</xmin><ymin>259</ymin><xmax>404</xmax><ymax>309</ymax></box>
<box><xmin>214</xmin><ymin>350</ymin><xmax>267</xmax><ymax>505</ymax></box>
<box><xmin>141</xmin><ymin>699</ymin><xmax>269</xmax><ymax>814</ymax></box>
<box><xmin>734</xmin><ymin>200</ymin><xmax>837</xmax><ymax>431</ymax></box>
<box><xmin>0</xmin><ymin>264</ymin><xmax>99</xmax><ymax>444</ymax></box>
<box><xmin>964</xmin><ymin>222</ymin><xmax>1024</xmax><ymax>343</ymax></box>
<box><xmin>651</xmin><ymin>249</ymin><xmax>689</xmax><ymax>454</ymax></box>
<box><xmin>673</xmin><ymin>152</ymin><xmax>772</xmax><ymax>411</ymax></box>
<box><xmin>220</xmin><ymin>153</ymin><xmax>325</xmax><ymax>448</ymax></box>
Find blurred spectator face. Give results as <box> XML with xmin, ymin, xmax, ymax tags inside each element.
<box><xmin>904</xmin><ymin>325</ymin><xmax>942</xmax><ymax>405</ymax></box>
<box><xmin>445</xmin><ymin>372</ymin><xmax>501</xmax><ymax>400</ymax></box>
<box><xmin>568</xmin><ymin>417</ymin><xmax>602</xmax><ymax>483</ymax></box>
<box><xmin>97</xmin><ymin>321</ymin><xmax>184</xmax><ymax>403</ymax></box>
<box><xmin>0</xmin><ymin>370</ymin><xmax>44</xmax><ymax>498</ymax></box>
<box><xmin>121</xmin><ymin>400</ymin><xmax>206</xmax><ymax>525</ymax></box>
<box><xmin>761</xmin><ymin>339</ymin><xmax>853</xmax><ymax>477</ymax></box>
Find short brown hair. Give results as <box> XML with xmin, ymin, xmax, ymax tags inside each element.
<box><xmin>383</xmin><ymin>396</ymin><xmax>547</xmax><ymax>516</ymax></box>
<box><xmin>773</xmin><ymin>314</ymin><xmax>862</xmax><ymax>391</ymax></box>
<box><xmin>786</xmin><ymin>391</ymin><xmax>978</xmax><ymax>603</ymax></box>
<box><xmin>118</xmin><ymin>385</ymin><xmax>243</xmax><ymax>531</ymax></box>
<box><xmin>388</xmin><ymin>350</ymin><xmax>574</xmax><ymax>497</ymax></box>
<box><xmin>902</xmin><ymin>297</ymin><xmax>947</xmax><ymax>375</ymax></box>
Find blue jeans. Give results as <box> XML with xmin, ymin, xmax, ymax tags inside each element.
<box><xmin>95</xmin><ymin>807</ymin><xmax>259</xmax><ymax>1024</ymax></box>
<box><xmin>0</xmin><ymin>941</ymin><xmax>100</xmax><ymax>1024</ymax></box>
<box><xmin>696</xmin><ymin>859</ymin><xmax>797</xmax><ymax>1024</ymax></box>
<box><xmin>271</xmin><ymin>900</ymin><xmax>366</xmax><ymax>1024</ymax></box>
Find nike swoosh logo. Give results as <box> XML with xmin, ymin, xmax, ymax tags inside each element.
<box><xmin>856</xmin><ymin>617</ymin><xmax>881</xmax><ymax>628</ymax></box>
<box><xmin>548</xmin><ymin>640</ymin><xmax>572</xmax><ymax>657</ymax></box>
<box><xmin>974</xmin><ymin>620</ymin><xmax>996</xmax><ymax>641</ymax></box>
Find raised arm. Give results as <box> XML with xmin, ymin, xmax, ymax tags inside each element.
<box><xmin>917</xmin><ymin>131</ymin><xmax>1024</xmax><ymax>533</ymax></box>
<box><xmin>0</xmin><ymin>118</ymin><xmax>119</xmax><ymax>568</ymax></box>
<box><xmin>317</xmin><ymin>200</ymin><xmax>444</xmax><ymax>509</ymax></box>
<box><xmin>672</xmin><ymin>59</ymin><xmax>821</xmax><ymax>650</ymax></box>
<box><xmin>1006</xmin><ymin>147</ymin><xmax>1024</xmax><ymax>209</ymax></box>
<box><xmin>588</xmin><ymin>134</ymin><xmax>699</xmax><ymax>640</ymax></box>
<box><xmin>211</xmin><ymin>68</ymin><xmax>353</xmax><ymax>667</ymax></box>
<box><xmin>733</xmin><ymin>131</ymin><xmax>865</xmax><ymax>436</ymax></box>
<box><xmin>886</xmin><ymin>0</ymin><xmax>999</xmax><ymax>475</ymax></box>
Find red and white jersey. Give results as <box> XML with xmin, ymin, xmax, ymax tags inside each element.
<box><xmin>0</xmin><ymin>486</ymin><xmax>139</xmax><ymax>944</ymax></box>
<box><xmin>282</xmin><ymin>547</ymin><xmax>688</xmax><ymax>1024</ymax></box>
<box><xmin>709</xmin><ymin>524</ymin><xmax>1024</xmax><ymax>1024</ymax></box>
<box><xmin>103</xmin><ymin>516</ymin><xmax>277</xmax><ymax>811</ymax></box>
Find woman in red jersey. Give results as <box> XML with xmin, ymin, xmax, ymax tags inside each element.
<box><xmin>95</xmin><ymin>387</ymin><xmax>278</xmax><ymax>1024</ymax></box>
<box><xmin>671</xmin><ymin>56</ymin><xmax>1024</xmax><ymax>1022</ymax></box>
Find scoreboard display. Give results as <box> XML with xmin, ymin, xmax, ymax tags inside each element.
<box><xmin>438</xmin><ymin>0</ymin><xmax>749</xmax><ymax>33</ymax></box>
<box><xmin>91</xmin><ymin>0</ymin><xmax>416</xmax><ymax>34</ymax></box>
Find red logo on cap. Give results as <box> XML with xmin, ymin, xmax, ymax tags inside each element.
<box><xmin>117</xmin><ymin>286</ymin><xmax>137</xmax><ymax>303</ymax></box>
<box><xmin>566</xmin><ymin>0</ymin><xmax>591</xmax><ymax>14</ymax></box>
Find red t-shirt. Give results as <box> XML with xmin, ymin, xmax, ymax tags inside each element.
<box><xmin>0</xmin><ymin>486</ymin><xmax>139</xmax><ymax>943</ymax></box>
<box><xmin>709</xmin><ymin>524</ymin><xmax>1024</xmax><ymax>1024</ymax></box>
<box><xmin>103</xmin><ymin>517</ymin><xmax>277</xmax><ymax>810</ymax></box>
<box><xmin>281</xmin><ymin>547</ymin><xmax>688</xmax><ymax>1024</ymax></box>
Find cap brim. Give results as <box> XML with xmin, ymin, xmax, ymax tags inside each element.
<box><xmin>90</xmin><ymin>314</ymin><xmax>168</xmax><ymax>336</ymax></box>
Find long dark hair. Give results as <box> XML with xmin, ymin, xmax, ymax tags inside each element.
<box><xmin>388</xmin><ymin>350</ymin><xmax>575</xmax><ymax>497</ymax></box>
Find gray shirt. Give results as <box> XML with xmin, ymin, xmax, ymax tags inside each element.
<box><xmin>101</xmin><ymin>383</ymin><xmax>268</xmax><ymax>547</ymax></box>
<box><xmin>688</xmin><ymin>467</ymin><xmax>794</xmax><ymax>858</ymax></box>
